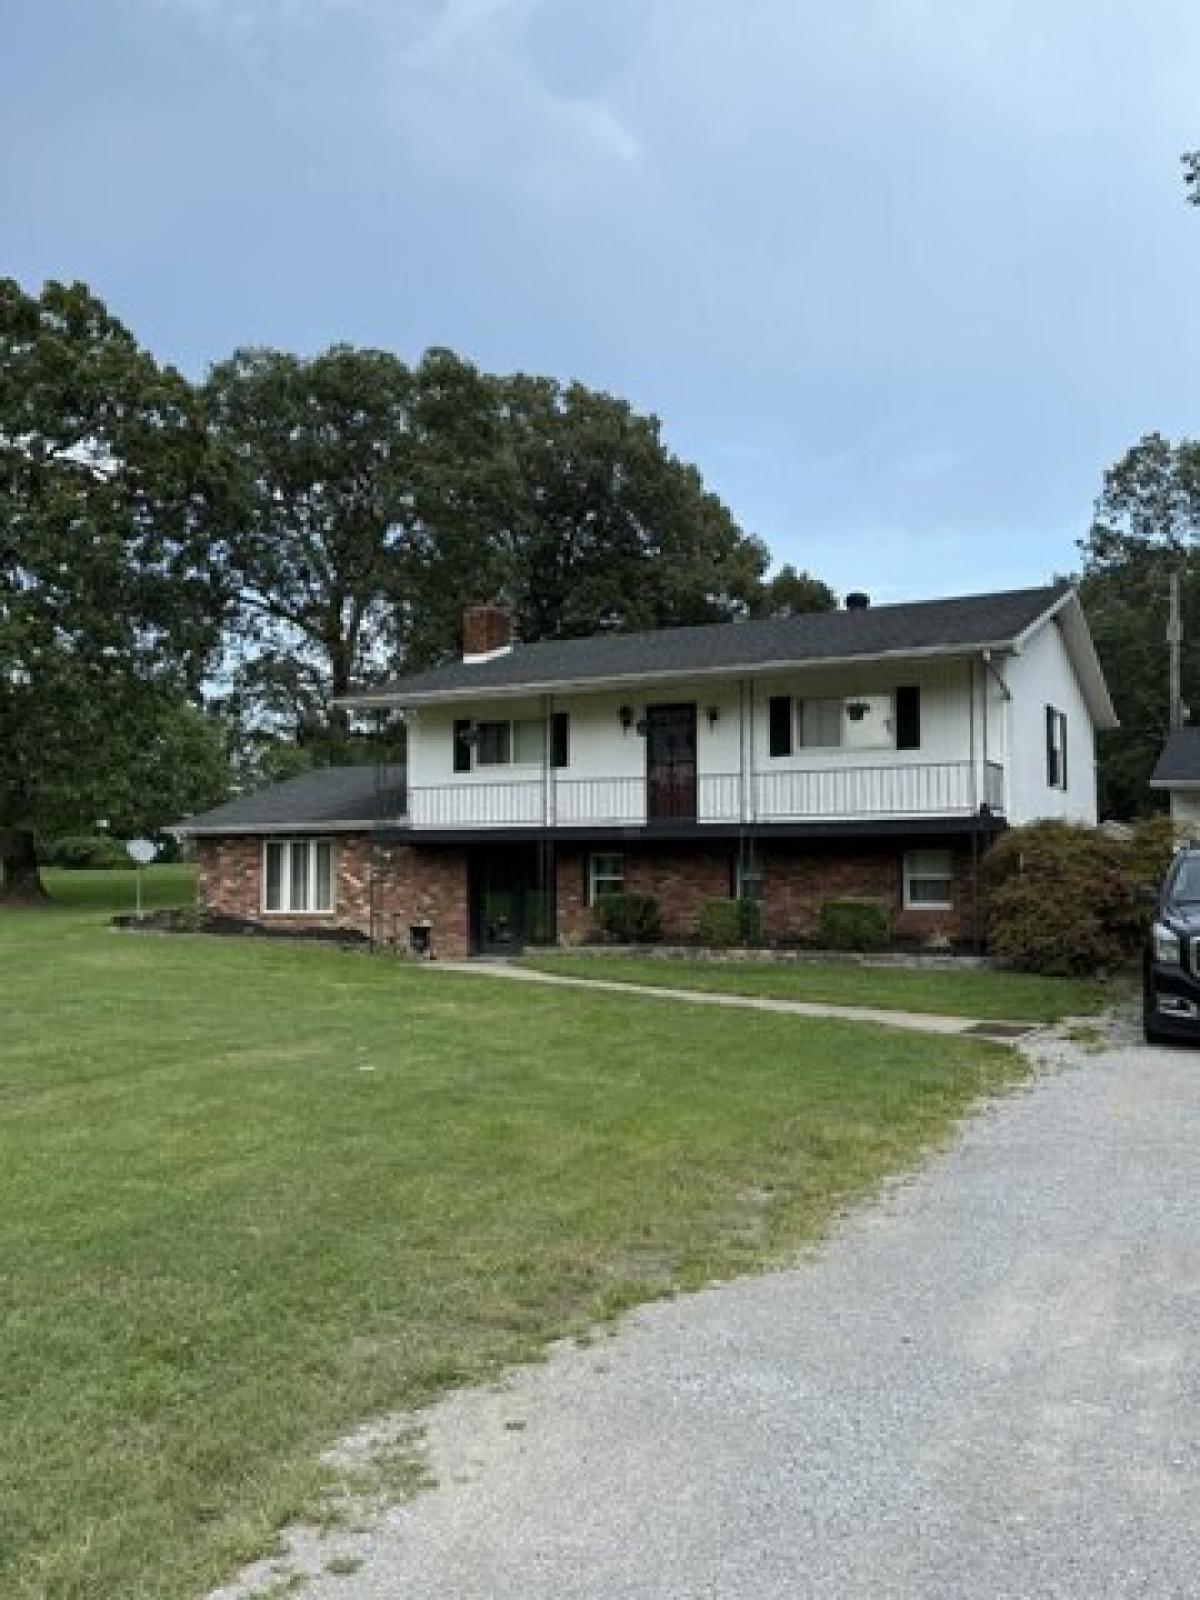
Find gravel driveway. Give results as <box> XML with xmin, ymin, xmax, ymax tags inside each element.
<box><xmin>232</xmin><ymin>1022</ymin><xmax>1200</xmax><ymax>1600</ymax></box>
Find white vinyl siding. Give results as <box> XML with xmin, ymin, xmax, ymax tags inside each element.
<box><xmin>263</xmin><ymin>839</ymin><xmax>334</xmax><ymax>914</ymax></box>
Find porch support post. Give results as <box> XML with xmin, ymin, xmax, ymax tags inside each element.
<box><xmin>967</xmin><ymin>658</ymin><xmax>980</xmax><ymax>815</ymax></box>
<box><xmin>543</xmin><ymin>693</ymin><xmax>554</xmax><ymax>827</ymax></box>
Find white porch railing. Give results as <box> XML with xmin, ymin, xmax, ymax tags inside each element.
<box><xmin>554</xmin><ymin>776</ymin><xmax>646</xmax><ymax>825</ymax></box>
<box><xmin>405</xmin><ymin>760</ymin><xmax>1002</xmax><ymax>829</ymax></box>
<box><xmin>754</xmin><ymin>761</ymin><xmax>981</xmax><ymax>821</ymax></box>
<box><xmin>408</xmin><ymin>780</ymin><xmax>544</xmax><ymax>829</ymax></box>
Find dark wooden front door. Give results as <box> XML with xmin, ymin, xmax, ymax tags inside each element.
<box><xmin>646</xmin><ymin>703</ymin><xmax>697</xmax><ymax>822</ymax></box>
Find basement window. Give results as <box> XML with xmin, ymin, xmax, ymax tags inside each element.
<box><xmin>903</xmin><ymin>849</ymin><xmax>954</xmax><ymax>910</ymax></box>
<box><xmin>263</xmin><ymin>839</ymin><xmax>335</xmax><ymax>914</ymax></box>
<box><xmin>588</xmin><ymin>852</ymin><xmax>625</xmax><ymax>905</ymax></box>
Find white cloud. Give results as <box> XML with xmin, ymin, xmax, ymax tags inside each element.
<box><xmin>385</xmin><ymin>0</ymin><xmax>642</xmax><ymax>192</ymax></box>
<box><xmin>134</xmin><ymin>0</ymin><xmax>641</xmax><ymax>193</ymax></box>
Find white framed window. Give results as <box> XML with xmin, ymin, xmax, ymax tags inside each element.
<box><xmin>903</xmin><ymin>849</ymin><xmax>954</xmax><ymax>910</ymax></box>
<box><xmin>841</xmin><ymin>693</ymin><xmax>893</xmax><ymax>750</ymax></box>
<box><xmin>791</xmin><ymin>694</ymin><xmax>894</xmax><ymax>751</ymax></box>
<box><xmin>798</xmin><ymin>697</ymin><xmax>843</xmax><ymax>748</ymax></box>
<box><xmin>587</xmin><ymin>852</ymin><xmax>625</xmax><ymax>905</ymax></box>
<box><xmin>263</xmin><ymin>838</ymin><xmax>335</xmax><ymax>914</ymax></box>
<box><xmin>1046</xmin><ymin>706</ymin><xmax>1068</xmax><ymax>790</ymax></box>
<box><xmin>476</xmin><ymin>720</ymin><xmax>512</xmax><ymax>767</ymax></box>
<box><xmin>473</xmin><ymin>717</ymin><xmax>548</xmax><ymax>768</ymax></box>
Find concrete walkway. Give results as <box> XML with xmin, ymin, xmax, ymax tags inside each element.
<box><xmin>222</xmin><ymin>1020</ymin><xmax>1200</xmax><ymax>1600</ymax></box>
<box><xmin>428</xmin><ymin>958</ymin><xmax>1037</xmax><ymax>1040</ymax></box>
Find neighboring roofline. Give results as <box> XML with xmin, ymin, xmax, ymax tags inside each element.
<box><xmin>1149</xmin><ymin>779</ymin><xmax>1200</xmax><ymax>791</ymax></box>
<box><xmin>338</xmin><ymin>641</ymin><xmax>1015</xmax><ymax>710</ymax></box>
<box><xmin>175</xmin><ymin>819</ymin><xmax>390</xmax><ymax>838</ymax></box>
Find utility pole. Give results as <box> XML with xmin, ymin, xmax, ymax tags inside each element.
<box><xmin>1169</xmin><ymin>565</ymin><xmax>1185</xmax><ymax>729</ymax></box>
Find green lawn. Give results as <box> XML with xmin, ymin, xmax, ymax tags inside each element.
<box><xmin>522</xmin><ymin>952</ymin><xmax>1112</xmax><ymax>1023</ymax></box>
<box><xmin>2</xmin><ymin>874</ymin><xmax>1021</xmax><ymax>1599</ymax></box>
<box><xmin>39</xmin><ymin>862</ymin><xmax>197</xmax><ymax>912</ymax></box>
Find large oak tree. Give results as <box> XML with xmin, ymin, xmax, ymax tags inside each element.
<box><xmin>206</xmin><ymin>345</ymin><xmax>804</xmax><ymax>758</ymax></box>
<box><xmin>0</xmin><ymin>280</ymin><xmax>230</xmax><ymax>900</ymax></box>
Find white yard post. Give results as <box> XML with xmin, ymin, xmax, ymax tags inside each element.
<box><xmin>126</xmin><ymin>838</ymin><xmax>157</xmax><ymax>918</ymax></box>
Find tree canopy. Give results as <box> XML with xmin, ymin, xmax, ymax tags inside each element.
<box><xmin>5</xmin><ymin>281</ymin><xmax>837</xmax><ymax>894</ymax></box>
<box><xmin>207</xmin><ymin>343</ymin><xmax>817</xmax><ymax>764</ymax></box>
<box><xmin>0</xmin><ymin>279</ymin><xmax>231</xmax><ymax>899</ymax></box>
<box><xmin>1079</xmin><ymin>432</ymin><xmax>1200</xmax><ymax>818</ymax></box>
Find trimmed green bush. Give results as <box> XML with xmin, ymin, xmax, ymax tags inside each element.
<box><xmin>1127</xmin><ymin>814</ymin><xmax>1187</xmax><ymax>891</ymax></box>
<box><xmin>737</xmin><ymin>897</ymin><xmax>764</xmax><ymax>947</ymax></box>
<box><xmin>983</xmin><ymin>821</ymin><xmax>1143</xmax><ymax>976</ymax></box>
<box><xmin>696</xmin><ymin>898</ymin><xmax>740</xmax><ymax>948</ymax></box>
<box><xmin>39</xmin><ymin>835</ymin><xmax>133</xmax><ymax>870</ymax></box>
<box><xmin>696</xmin><ymin>897</ymin><xmax>763</xmax><ymax>948</ymax></box>
<box><xmin>818</xmin><ymin>898</ymin><xmax>890</xmax><ymax>951</ymax></box>
<box><xmin>592</xmin><ymin>892</ymin><xmax>662</xmax><ymax>944</ymax></box>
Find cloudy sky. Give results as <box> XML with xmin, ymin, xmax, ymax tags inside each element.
<box><xmin>4</xmin><ymin>0</ymin><xmax>1199</xmax><ymax>600</ymax></box>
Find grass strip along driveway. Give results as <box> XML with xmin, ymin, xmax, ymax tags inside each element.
<box><xmin>3</xmin><ymin>874</ymin><xmax>1021</xmax><ymax>1599</ymax></box>
<box><xmin>523</xmin><ymin>953</ymin><xmax>1110</xmax><ymax>1024</ymax></box>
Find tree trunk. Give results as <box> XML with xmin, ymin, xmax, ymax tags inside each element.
<box><xmin>0</xmin><ymin>826</ymin><xmax>49</xmax><ymax>905</ymax></box>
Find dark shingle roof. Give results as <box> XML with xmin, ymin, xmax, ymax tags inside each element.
<box><xmin>1151</xmin><ymin>729</ymin><xmax>1200</xmax><ymax>786</ymax></box>
<box><xmin>177</xmin><ymin>765</ymin><xmax>406</xmax><ymax>834</ymax></box>
<box><xmin>352</xmin><ymin>584</ymin><xmax>1070</xmax><ymax>703</ymax></box>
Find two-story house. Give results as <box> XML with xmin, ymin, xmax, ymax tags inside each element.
<box><xmin>181</xmin><ymin>582</ymin><xmax>1116</xmax><ymax>957</ymax></box>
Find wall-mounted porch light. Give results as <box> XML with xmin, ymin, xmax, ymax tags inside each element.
<box><xmin>619</xmin><ymin>704</ymin><xmax>635</xmax><ymax>734</ymax></box>
<box><xmin>706</xmin><ymin>705</ymin><xmax>720</xmax><ymax>728</ymax></box>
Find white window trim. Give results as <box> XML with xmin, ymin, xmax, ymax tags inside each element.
<box><xmin>587</xmin><ymin>852</ymin><xmax>625</xmax><ymax>906</ymax></box>
<box><xmin>902</xmin><ymin>849</ymin><xmax>954</xmax><ymax>911</ymax></box>
<box><xmin>1047</xmin><ymin>706</ymin><xmax>1068</xmax><ymax>791</ymax></box>
<box><xmin>782</xmin><ymin>692</ymin><xmax>898</xmax><ymax>755</ymax></box>
<box><xmin>261</xmin><ymin>837</ymin><xmax>336</xmax><ymax>916</ymax></box>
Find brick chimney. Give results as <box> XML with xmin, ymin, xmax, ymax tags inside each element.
<box><xmin>462</xmin><ymin>602</ymin><xmax>513</xmax><ymax>662</ymax></box>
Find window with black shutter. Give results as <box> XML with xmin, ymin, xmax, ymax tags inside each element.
<box><xmin>768</xmin><ymin>695</ymin><xmax>793</xmax><ymax>757</ymax></box>
<box><xmin>453</xmin><ymin>719</ymin><xmax>472</xmax><ymax>773</ymax></box>
<box><xmin>1045</xmin><ymin>706</ymin><xmax>1067</xmax><ymax>789</ymax></box>
<box><xmin>551</xmin><ymin>711</ymin><xmax>570</xmax><ymax>769</ymax></box>
<box><xmin>895</xmin><ymin>685</ymin><xmax>921</xmax><ymax>750</ymax></box>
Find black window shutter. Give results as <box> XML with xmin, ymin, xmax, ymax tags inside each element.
<box><xmin>453</xmin><ymin>719</ymin><xmax>472</xmax><ymax>774</ymax></box>
<box><xmin>1045</xmin><ymin>706</ymin><xmax>1055</xmax><ymax>787</ymax></box>
<box><xmin>551</xmin><ymin>711</ymin><xmax>570</xmax><ymax>769</ymax></box>
<box><xmin>768</xmin><ymin>695</ymin><xmax>793</xmax><ymax>757</ymax></box>
<box><xmin>1059</xmin><ymin>712</ymin><xmax>1067</xmax><ymax>789</ymax></box>
<box><xmin>895</xmin><ymin>685</ymin><xmax>921</xmax><ymax>750</ymax></box>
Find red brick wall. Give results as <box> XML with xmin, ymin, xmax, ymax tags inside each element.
<box><xmin>196</xmin><ymin>833</ymin><xmax>978</xmax><ymax>956</ymax></box>
<box><xmin>761</xmin><ymin>842</ymin><xmax>976</xmax><ymax>944</ymax></box>
<box><xmin>555</xmin><ymin>839</ymin><xmax>977</xmax><ymax>947</ymax></box>
<box><xmin>556</xmin><ymin>845</ymin><xmax>732</xmax><ymax>943</ymax></box>
<box><xmin>372</xmin><ymin>842</ymin><xmax>471</xmax><ymax>958</ymax></box>
<box><xmin>195</xmin><ymin>835</ymin><xmax>471</xmax><ymax>958</ymax></box>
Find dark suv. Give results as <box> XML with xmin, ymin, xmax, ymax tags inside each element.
<box><xmin>1144</xmin><ymin>845</ymin><xmax>1200</xmax><ymax>1042</ymax></box>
